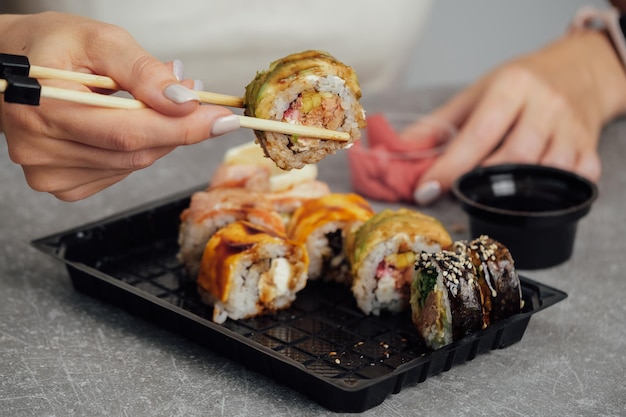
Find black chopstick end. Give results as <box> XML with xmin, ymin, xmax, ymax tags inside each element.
<box><xmin>0</xmin><ymin>53</ymin><xmax>31</xmax><ymax>77</ymax></box>
<box><xmin>3</xmin><ymin>74</ymin><xmax>41</xmax><ymax>105</ymax></box>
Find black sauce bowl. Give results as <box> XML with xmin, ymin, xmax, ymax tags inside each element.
<box><xmin>451</xmin><ymin>164</ymin><xmax>598</xmax><ymax>269</ymax></box>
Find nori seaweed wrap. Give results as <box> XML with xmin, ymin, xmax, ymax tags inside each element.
<box><xmin>410</xmin><ymin>250</ymin><xmax>485</xmax><ymax>350</ymax></box>
<box><xmin>453</xmin><ymin>235</ymin><xmax>523</xmax><ymax>325</ymax></box>
<box><xmin>410</xmin><ymin>235</ymin><xmax>524</xmax><ymax>350</ymax></box>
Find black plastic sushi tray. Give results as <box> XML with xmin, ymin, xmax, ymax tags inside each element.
<box><xmin>31</xmin><ymin>187</ymin><xmax>568</xmax><ymax>413</ymax></box>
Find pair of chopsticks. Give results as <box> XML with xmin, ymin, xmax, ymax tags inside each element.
<box><xmin>0</xmin><ymin>53</ymin><xmax>350</xmax><ymax>142</ymax></box>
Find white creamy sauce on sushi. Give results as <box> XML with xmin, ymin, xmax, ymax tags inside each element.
<box><xmin>268</xmin><ymin>258</ymin><xmax>291</xmax><ymax>297</ymax></box>
<box><xmin>374</xmin><ymin>274</ymin><xmax>399</xmax><ymax>306</ymax></box>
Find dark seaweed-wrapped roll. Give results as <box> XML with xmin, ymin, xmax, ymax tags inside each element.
<box><xmin>410</xmin><ymin>250</ymin><xmax>485</xmax><ymax>350</ymax></box>
<box><xmin>244</xmin><ymin>50</ymin><xmax>366</xmax><ymax>170</ymax></box>
<box><xmin>453</xmin><ymin>235</ymin><xmax>523</xmax><ymax>325</ymax></box>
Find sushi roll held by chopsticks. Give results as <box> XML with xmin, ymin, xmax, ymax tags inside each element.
<box><xmin>244</xmin><ymin>50</ymin><xmax>366</xmax><ymax>170</ymax></box>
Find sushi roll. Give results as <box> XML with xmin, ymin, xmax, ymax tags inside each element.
<box><xmin>453</xmin><ymin>235</ymin><xmax>523</xmax><ymax>325</ymax></box>
<box><xmin>197</xmin><ymin>220</ymin><xmax>309</xmax><ymax>324</ymax></box>
<box><xmin>210</xmin><ymin>162</ymin><xmax>272</xmax><ymax>191</ymax></box>
<box><xmin>215</xmin><ymin>140</ymin><xmax>320</xmax><ymax>193</ymax></box>
<box><xmin>264</xmin><ymin>180</ymin><xmax>331</xmax><ymax>221</ymax></box>
<box><xmin>286</xmin><ymin>193</ymin><xmax>375</xmax><ymax>284</ymax></box>
<box><xmin>177</xmin><ymin>187</ymin><xmax>285</xmax><ymax>280</ymax></box>
<box><xmin>350</xmin><ymin>208</ymin><xmax>453</xmax><ymax>315</ymax></box>
<box><xmin>213</xmin><ymin>140</ymin><xmax>332</xmax><ymax>220</ymax></box>
<box><xmin>410</xmin><ymin>250</ymin><xmax>484</xmax><ymax>350</ymax></box>
<box><xmin>244</xmin><ymin>50</ymin><xmax>366</xmax><ymax>170</ymax></box>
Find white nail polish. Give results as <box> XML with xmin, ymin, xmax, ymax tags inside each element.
<box><xmin>211</xmin><ymin>115</ymin><xmax>240</xmax><ymax>136</ymax></box>
<box><xmin>193</xmin><ymin>79</ymin><xmax>204</xmax><ymax>91</ymax></box>
<box><xmin>172</xmin><ymin>59</ymin><xmax>184</xmax><ymax>81</ymax></box>
<box><xmin>164</xmin><ymin>84</ymin><xmax>199</xmax><ymax>103</ymax></box>
<box><xmin>414</xmin><ymin>180</ymin><xmax>441</xmax><ymax>206</ymax></box>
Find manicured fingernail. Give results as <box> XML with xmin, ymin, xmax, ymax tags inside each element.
<box><xmin>193</xmin><ymin>79</ymin><xmax>204</xmax><ymax>91</ymax></box>
<box><xmin>211</xmin><ymin>115</ymin><xmax>240</xmax><ymax>136</ymax></box>
<box><xmin>172</xmin><ymin>59</ymin><xmax>184</xmax><ymax>81</ymax></box>
<box><xmin>164</xmin><ymin>84</ymin><xmax>199</xmax><ymax>103</ymax></box>
<box><xmin>414</xmin><ymin>180</ymin><xmax>441</xmax><ymax>206</ymax></box>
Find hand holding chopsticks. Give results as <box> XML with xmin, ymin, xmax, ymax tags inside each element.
<box><xmin>0</xmin><ymin>53</ymin><xmax>350</xmax><ymax>142</ymax></box>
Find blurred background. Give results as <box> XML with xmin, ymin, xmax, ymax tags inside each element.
<box><xmin>1</xmin><ymin>0</ymin><xmax>609</xmax><ymax>90</ymax></box>
<box><xmin>407</xmin><ymin>0</ymin><xmax>606</xmax><ymax>89</ymax></box>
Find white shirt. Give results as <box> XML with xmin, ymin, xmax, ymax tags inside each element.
<box><xmin>5</xmin><ymin>0</ymin><xmax>433</xmax><ymax>96</ymax></box>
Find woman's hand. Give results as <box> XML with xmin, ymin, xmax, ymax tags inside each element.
<box><xmin>0</xmin><ymin>12</ymin><xmax>239</xmax><ymax>201</ymax></box>
<box><xmin>413</xmin><ymin>29</ymin><xmax>626</xmax><ymax>205</ymax></box>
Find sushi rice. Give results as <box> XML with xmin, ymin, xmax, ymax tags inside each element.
<box><xmin>244</xmin><ymin>50</ymin><xmax>366</xmax><ymax>170</ymax></box>
<box><xmin>197</xmin><ymin>220</ymin><xmax>309</xmax><ymax>324</ymax></box>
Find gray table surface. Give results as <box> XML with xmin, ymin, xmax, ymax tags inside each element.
<box><xmin>1</xmin><ymin>89</ymin><xmax>625</xmax><ymax>417</ymax></box>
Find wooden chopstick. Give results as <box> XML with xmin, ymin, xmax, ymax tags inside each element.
<box><xmin>195</xmin><ymin>91</ymin><xmax>244</xmax><ymax>108</ymax></box>
<box><xmin>0</xmin><ymin>79</ymin><xmax>351</xmax><ymax>141</ymax></box>
<box><xmin>28</xmin><ymin>64</ymin><xmax>245</xmax><ymax>108</ymax></box>
<box><xmin>0</xmin><ymin>78</ymin><xmax>144</xmax><ymax>109</ymax></box>
<box><xmin>18</xmin><ymin>63</ymin><xmax>350</xmax><ymax>140</ymax></box>
<box><xmin>29</xmin><ymin>64</ymin><xmax>122</xmax><ymax>91</ymax></box>
<box><xmin>237</xmin><ymin>116</ymin><xmax>350</xmax><ymax>142</ymax></box>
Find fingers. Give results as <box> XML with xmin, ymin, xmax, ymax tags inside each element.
<box><xmin>574</xmin><ymin>151</ymin><xmax>602</xmax><ymax>182</ymax></box>
<box><xmin>54</xmin><ymin>174</ymin><xmax>132</xmax><ymax>202</ymax></box>
<box><xmin>73</xmin><ymin>104</ymin><xmax>237</xmax><ymax>150</ymax></box>
<box><xmin>2</xmin><ymin>56</ymin><xmax>238</xmax><ymax>201</ymax></box>
<box><xmin>481</xmin><ymin>84</ymin><xmax>563</xmax><ymax>167</ymax></box>
<box><xmin>414</xmin><ymin>67</ymin><xmax>604</xmax><ymax>206</ymax></box>
<box><xmin>0</xmin><ymin>13</ymin><xmax>237</xmax><ymax>201</ymax></box>
<box><xmin>3</xmin><ymin>100</ymin><xmax>239</xmax><ymax>200</ymax></box>
<box><xmin>7</xmin><ymin>132</ymin><xmax>177</xmax><ymax>170</ymax></box>
<box><xmin>541</xmin><ymin>116</ymin><xmax>602</xmax><ymax>182</ymax></box>
<box><xmin>4</xmin><ymin>98</ymin><xmax>237</xmax><ymax>152</ymax></box>
<box><xmin>484</xmin><ymin>89</ymin><xmax>602</xmax><ymax>182</ymax></box>
<box><xmin>3</xmin><ymin>92</ymin><xmax>238</xmax><ymax>201</ymax></box>
<box><xmin>415</xmin><ymin>69</ymin><xmax>529</xmax><ymax>205</ymax></box>
<box><xmin>82</xmin><ymin>23</ymin><xmax>200</xmax><ymax>116</ymax></box>
<box><xmin>428</xmin><ymin>80</ymin><xmax>485</xmax><ymax>128</ymax></box>
<box><xmin>22</xmin><ymin>165</ymin><xmax>133</xmax><ymax>199</ymax></box>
